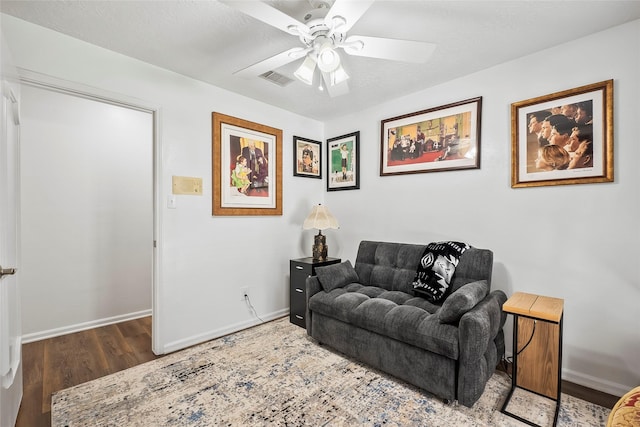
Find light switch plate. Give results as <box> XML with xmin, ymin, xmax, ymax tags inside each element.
<box><xmin>167</xmin><ymin>195</ymin><xmax>177</xmax><ymax>209</ymax></box>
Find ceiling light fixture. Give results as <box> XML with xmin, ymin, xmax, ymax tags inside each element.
<box><xmin>316</xmin><ymin>40</ymin><xmax>341</xmax><ymax>73</ymax></box>
<box><xmin>225</xmin><ymin>0</ymin><xmax>438</xmax><ymax>98</ymax></box>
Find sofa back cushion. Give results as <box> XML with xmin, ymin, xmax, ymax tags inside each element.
<box><xmin>315</xmin><ymin>260</ymin><xmax>359</xmax><ymax>292</ymax></box>
<box><xmin>451</xmin><ymin>247</ymin><xmax>493</xmax><ymax>293</ymax></box>
<box><xmin>354</xmin><ymin>241</ymin><xmax>493</xmax><ymax>295</ymax></box>
<box><xmin>355</xmin><ymin>242</ymin><xmax>424</xmax><ymax>293</ymax></box>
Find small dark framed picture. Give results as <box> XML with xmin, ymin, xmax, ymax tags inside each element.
<box><xmin>293</xmin><ymin>136</ymin><xmax>321</xmax><ymax>179</ymax></box>
<box><xmin>327</xmin><ymin>131</ymin><xmax>359</xmax><ymax>191</ymax></box>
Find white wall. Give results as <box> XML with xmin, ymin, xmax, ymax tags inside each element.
<box><xmin>0</xmin><ymin>14</ymin><xmax>325</xmax><ymax>352</ymax></box>
<box><xmin>324</xmin><ymin>20</ymin><xmax>640</xmax><ymax>396</ymax></box>
<box><xmin>19</xmin><ymin>85</ymin><xmax>154</xmax><ymax>339</ymax></box>
<box><xmin>2</xmin><ymin>12</ymin><xmax>638</xmax><ymax>396</ymax></box>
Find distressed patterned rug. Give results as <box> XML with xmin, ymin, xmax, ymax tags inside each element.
<box><xmin>52</xmin><ymin>317</ymin><xmax>610</xmax><ymax>426</ymax></box>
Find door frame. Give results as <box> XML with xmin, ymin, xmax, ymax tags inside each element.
<box><xmin>1</xmin><ymin>73</ymin><xmax>23</xmax><ymax>427</ymax></box>
<box><xmin>17</xmin><ymin>68</ymin><xmax>164</xmax><ymax>354</ymax></box>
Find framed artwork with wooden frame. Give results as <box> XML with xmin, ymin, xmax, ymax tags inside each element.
<box><xmin>212</xmin><ymin>112</ymin><xmax>282</xmax><ymax>216</ymax></box>
<box><xmin>511</xmin><ymin>80</ymin><xmax>613</xmax><ymax>188</ymax></box>
<box><xmin>380</xmin><ymin>97</ymin><xmax>482</xmax><ymax>176</ymax></box>
<box><xmin>327</xmin><ymin>131</ymin><xmax>359</xmax><ymax>191</ymax></box>
<box><xmin>293</xmin><ymin>136</ymin><xmax>321</xmax><ymax>179</ymax></box>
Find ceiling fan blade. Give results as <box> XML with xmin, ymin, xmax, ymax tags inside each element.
<box><xmin>343</xmin><ymin>35</ymin><xmax>436</xmax><ymax>63</ymax></box>
<box><xmin>325</xmin><ymin>0</ymin><xmax>374</xmax><ymax>32</ymax></box>
<box><xmin>234</xmin><ymin>47</ymin><xmax>308</xmax><ymax>78</ymax></box>
<box><xmin>321</xmin><ymin>71</ymin><xmax>350</xmax><ymax>98</ymax></box>
<box><xmin>220</xmin><ymin>0</ymin><xmax>305</xmax><ymax>35</ymax></box>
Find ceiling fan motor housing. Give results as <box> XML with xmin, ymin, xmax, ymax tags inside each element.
<box><xmin>296</xmin><ymin>2</ymin><xmax>346</xmax><ymax>46</ymax></box>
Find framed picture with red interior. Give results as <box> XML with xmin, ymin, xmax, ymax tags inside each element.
<box><xmin>380</xmin><ymin>97</ymin><xmax>482</xmax><ymax>176</ymax></box>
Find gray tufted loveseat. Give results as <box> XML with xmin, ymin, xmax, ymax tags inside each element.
<box><xmin>305</xmin><ymin>240</ymin><xmax>507</xmax><ymax>407</ymax></box>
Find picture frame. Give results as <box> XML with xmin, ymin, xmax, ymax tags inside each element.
<box><xmin>293</xmin><ymin>136</ymin><xmax>322</xmax><ymax>179</ymax></box>
<box><xmin>212</xmin><ymin>112</ymin><xmax>282</xmax><ymax>216</ymax></box>
<box><xmin>380</xmin><ymin>97</ymin><xmax>482</xmax><ymax>176</ymax></box>
<box><xmin>327</xmin><ymin>131</ymin><xmax>360</xmax><ymax>191</ymax></box>
<box><xmin>511</xmin><ymin>80</ymin><xmax>613</xmax><ymax>188</ymax></box>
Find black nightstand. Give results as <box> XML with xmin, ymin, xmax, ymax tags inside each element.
<box><xmin>289</xmin><ymin>257</ymin><xmax>341</xmax><ymax>328</ymax></box>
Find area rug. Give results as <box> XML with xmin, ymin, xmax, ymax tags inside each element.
<box><xmin>52</xmin><ymin>317</ymin><xmax>610</xmax><ymax>426</ymax></box>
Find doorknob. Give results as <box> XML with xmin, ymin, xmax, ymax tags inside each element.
<box><xmin>0</xmin><ymin>266</ymin><xmax>16</xmax><ymax>278</ymax></box>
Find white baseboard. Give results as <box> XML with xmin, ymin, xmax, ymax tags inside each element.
<box><xmin>562</xmin><ymin>368</ymin><xmax>631</xmax><ymax>398</ymax></box>
<box><xmin>21</xmin><ymin>309</ymin><xmax>152</xmax><ymax>344</ymax></box>
<box><xmin>161</xmin><ymin>309</ymin><xmax>289</xmax><ymax>354</ymax></box>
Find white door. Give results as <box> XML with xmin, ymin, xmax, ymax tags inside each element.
<box><xmin>0</xmin><ymin>80</ymin><xmax>23</xmax><ymax>427</ymax></box>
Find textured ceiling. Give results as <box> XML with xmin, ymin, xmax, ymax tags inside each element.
<box><xmin>2</xmin><ymin>1</ymin><xmax>640</xmax><ymax>121</ymax></box>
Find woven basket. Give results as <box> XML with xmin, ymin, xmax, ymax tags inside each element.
<box><xmin>607</xmin><ymin>386</ymin><xmax>640</xmax><ymax>427</ymax></box>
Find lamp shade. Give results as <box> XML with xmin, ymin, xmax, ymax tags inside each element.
<box><xmin>302</xmin><ymin>204</ymin><xmax>339</xmax><ymax>230</ymax></box>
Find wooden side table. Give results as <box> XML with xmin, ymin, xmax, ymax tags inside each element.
<box><xmin>501</xmin><ymin>292</ymin><xmax>564</xmax><ymax>427</ymax></box>
<box><xmin>289</xmin><ymin>257</ymin><xmax>340</xmax><ymax>328</ymax></box>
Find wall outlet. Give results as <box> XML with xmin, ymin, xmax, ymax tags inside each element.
<box><xmin>240</xmin><ymin>287</ymin><xmax>250</xmax><ymax>302</ymax></box>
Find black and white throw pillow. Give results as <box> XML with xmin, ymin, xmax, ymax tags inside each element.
<box><xmin>412</xmin><ymin>241</ymin><xmax>470</xmax><ymax>303</ymax></box>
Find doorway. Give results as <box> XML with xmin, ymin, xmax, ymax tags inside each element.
<box><xmin>18</xmin><ymin>77</ymin><xmax>157</xmax><ymax>349</ymax></box>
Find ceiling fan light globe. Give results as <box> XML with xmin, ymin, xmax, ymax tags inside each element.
<box><xmin>331</xmin><ymin>66</ymin><xmax>349</xmax><ymax>85</ymax></box>
<box><xmin>317</xmin><ymin>47</ymin><xmax>340</xmax><ymax>72</ymax></box>
<box><xmin>294</xmin><ymin>55</ymin><xmax>317</xmax><ymax>85</ymax></box>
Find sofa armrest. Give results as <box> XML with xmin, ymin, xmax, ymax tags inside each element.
<box><xmin>457</xmin><ymin>290</ymin><xmax>508</xmax><ymax>406</ymax></box>
<box><xmin>305</xmin><ymin>275</ymin><xmax>323</xmax><ymax>335</ymax></box>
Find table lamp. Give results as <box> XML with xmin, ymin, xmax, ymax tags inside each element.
<box><xmin>302</xmin><ymin>204</ymin><xmax>339</xmax><ymax>261</ymax></box>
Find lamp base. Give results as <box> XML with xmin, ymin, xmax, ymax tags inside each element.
<box><xmin>312</xmin><ymin>231</ymin><xmax>328</xmax><ymax>261</ymax></box>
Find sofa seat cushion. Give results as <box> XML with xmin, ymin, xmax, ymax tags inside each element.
<box><xmin>308</xmin><ymin>288</ymin><xmax>368</xmax><ymax>325</ymax></box>
<box><xmin>403</xmin><ymin>296</ymin><xmax>441</xmax><ymax>313</ymax></box>
<box><xmin>309</xmin><ymin>285</ymin><xmax>459</xmax><ymax>359</ymax></box>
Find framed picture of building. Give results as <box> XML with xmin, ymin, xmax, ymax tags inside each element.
<box><xmin>380</xmin><ymin>97</ymin><xmax>482</xmax><ymax>176</ymax></box>
<box><xmin>293</xmin><ymin>136</ymin><xmax>321</xmax><ymax>179</ymax></box>
<box><xmin>327</xmin><ymin>131</ymin><xmax>359</xmax><ymax>191</ymax></box>
<box><xmin>212</xmin><ymin>112</ymin><xmax>282</xmax><ymax>216</ymax></box>
<box><xmin>511</xmin><ymin>80</ymin><xmax>613</xmax><ymax>188</ymax></box>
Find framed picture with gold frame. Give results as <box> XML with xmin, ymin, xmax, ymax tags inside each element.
<box><xmin>212</xmin><ymin>112</ymin><xmax>282</xmax><ymax>216</ymax></box>
<box><xmin>511</xmin><ymin>80</ymin><xmax>613</xmax><ymax>188</ymax></box>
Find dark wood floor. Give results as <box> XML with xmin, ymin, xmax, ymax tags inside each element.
<box><xmin>16</xmin><ymin>316</ymin><xmax>162</xmax><ymax>427</ymax></box>
<box><xmin>16</xmin><ymin>317</ymin><xmax>619</xmax><ymax>427</ymax></box>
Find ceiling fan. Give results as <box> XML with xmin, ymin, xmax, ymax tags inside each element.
<box><xmin>221</xmin><ymin>0</ymin><xmax>437</xmax><ymax>97</ymax></box>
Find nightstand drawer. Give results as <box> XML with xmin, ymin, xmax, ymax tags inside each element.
<box><xmin>291</xmin><ymin>265</ymin><xmax>312</xmax><ymax>291</ymax></box>
<box><xmin>290</xmin><ymin>285</ymin><xmax>306</xmax><ymax>327</ymax></box>
<box><xmin>289</xmin><ymin>257</ymin><xmax>340</xmax><ymax>329</ymax></box>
